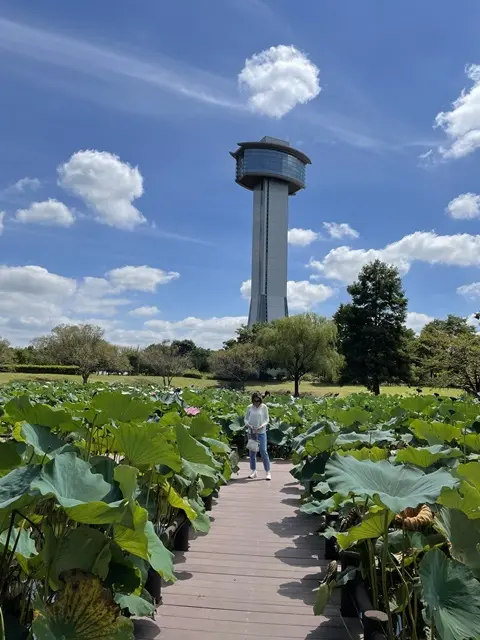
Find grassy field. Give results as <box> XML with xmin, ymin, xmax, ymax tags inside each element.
<box><xmin>0</xmin><ymin>371</ymin><xmax>461</xmax><ymax>397</ymax></box>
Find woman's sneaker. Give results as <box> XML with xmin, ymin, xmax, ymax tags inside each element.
<box><xmin>266</xmin><ymin>472</ymin><xmax>272</xmax><ymax>481</ymax></box>
<box><xmin>248</xmin><ymin>471</ymin><xmax>257</xmax><ymax>479</ymax></box>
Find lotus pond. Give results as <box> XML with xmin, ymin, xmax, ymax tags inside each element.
<box><xmin>0</xmin><ymin>381</ymin><xmax>478</xmax><ymax>639</ymax></box>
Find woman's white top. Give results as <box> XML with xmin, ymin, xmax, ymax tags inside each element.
<box><xmin>245</xmin><ymin>403</ymin><xmax>269</xmax><ymax>434</ymax></box>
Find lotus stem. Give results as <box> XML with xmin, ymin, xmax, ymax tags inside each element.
<box><xmin>381</xmin><ymin>510</ymin><xmax>394</xmax><ymax>638</ymax></box>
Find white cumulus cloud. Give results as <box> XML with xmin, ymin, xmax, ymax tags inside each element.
<box><xmin>406</xmin><ymin>312</ymin><xmax>434</xmax><ymax>334</ymax></box>
<box><xmin>446</xmin><ymin>193</ymin><xmax>480</xmax><ymax>220</ymax></box>
<box><xmin>138</xmin><ymin>316</ymin><xmax>247</xmax><ymax>349</ymax></box>
<box><xmin>15</xmin><ymin>199</ymin><xmax>75</xmax><ymax>227</ymax></box>
<box><xmin>457</xmin><ymin>282</ymin><xmax>480</xmax><ymax>299</ymax></box>
<box><xmin>238</xmin><ymin>45</ymin><xmax>321</xmax><ymax>118</ymax></box>
<box><xmin>435</xmin><ymin>64</ymin><xmax>480</xmax><ymax>158</ymax></box>
<box><xmin>58</xmin><ymin>150</ymin><xmax>146</xmax><ymax>230</ymax></box>
<box><xmin>241</xmin><ymin>279</ymin><xmax>334</xmax><ymax>311</ymax></box>
<box><xmin>106</xmin><ymin>265</ymin><xmax>179</xmax><ymax>292</ymax></box>
<box><xmin>309</xmin><ymin>231</ymin><xmax>480</xmax><ymax>284</ymax></box>
<box><xmin>288</xmin><ymin>228</ymin><xmax>319</xmax><ymax>246</ymax></box>
<box><xmin>323</xmin><ymin>222</ymin><xmax>359</xmax><ymax>239</ymax></box>
<box><xmin>129</xmin><ymin>306</ymin><xmax>160</xmax><ymax>317</ymax></box>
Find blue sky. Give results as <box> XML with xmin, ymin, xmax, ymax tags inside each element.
<box><xmin>1</xmin><ymin>0</ymin><xmax>480</xmax><ymax>347</ymax></box>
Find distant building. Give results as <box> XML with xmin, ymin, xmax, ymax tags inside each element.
<box><xmin>231</xmin><ymin>137</ymin><xmax>311</xmax><ymax>326</ymax></box>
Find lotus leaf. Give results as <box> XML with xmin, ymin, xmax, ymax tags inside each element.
<box><xmin>419</xmin><ymin>549</ymin><xmax>480</xmax><ymax>640</ymax></box>
<box><xmin>113</xmin><ymin>422</ymin><xmax>181</xmax><ymax>470</ymax></box>
<box><xmin>32</xmin><ymin>571</ymin><xmax>134</xmax><ymax>639</ymax></box>
<box><xmin>325</xmin><ymin>455</ymin><xmax>457</xmax><ymax>513</ymax></box>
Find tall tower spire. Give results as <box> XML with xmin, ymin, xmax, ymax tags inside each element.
<box><xmin>231</xmin><ymin>137</ymin><xmax>311</xmax><ymax>326</ymax></box>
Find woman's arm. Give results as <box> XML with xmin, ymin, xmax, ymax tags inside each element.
<box><xmin>244</xmin><ymin>405</ymin><xmax>251</xmax><ymax>427</ymax></box>
<box><xmin>261</xmin><ymin>405</ymin><xmax>269</xmax><ymax>428</ymax></box>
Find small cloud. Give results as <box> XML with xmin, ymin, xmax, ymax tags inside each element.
<box><xmin>457</xmin><ymin>282</ymin><xmax>480</xmax><ymax>299</ymax></box>
<box><xmin>323</xmin><ymin>222</ymin><xmax>359</xmax><ymax>240</ymax></box>
<box><xmin>58</xmin><ymin>149</ymin><xmax>146</xmax><ymax>231</ymax></box>
<box><xmin>3</xmin><ymin>177</ymin><xmax>41</xmax><ymax>195</ymax></box>
<box><xmin>238</xmin><ymin>45</ymin><xmax>320</xmax><ymax>118</ymax></box>
<box><xmin>0</xmin><ymin>211</ymin><xmax>5</xmax><ymax>236</ymax></box>
<box><xmin>406</xmin><ymin>312</ymin><xmax>434</xmax><ymax>334</ymax></box>
<box><xmin>446</xmin><ymin>193</ymin><xmax>480</xmax><ymax>220</ymax></box>
<box><xmin>434</xmin><ymin>63</ymin><xmax>480</xmax><ymax>159</ymax></box>
<box><xmin>129</xmin><ymin>305</ymin><xmax>160</xmax><ymax>317</ymax></box>
<box><xmin>15</xmin><ymin>199</ymin><xmax>75</xmax><ymax>227</ymax></box>
<box><xmin>288</xmin><ymin>228</ymin><xmax>319</xmax><ymax>246</ymax></box>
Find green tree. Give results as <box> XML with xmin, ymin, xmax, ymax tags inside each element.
<box><xmin>140</xmin><ymin>342</ymin><xmax>191</xmax><ymax>387</ymax></box>
<box><xmin>223</xmin><ymin>324</ymin><xmax>263</xmax><ymax>349</ymax></box>
<box><xmin>0</xmin><ymin>338</ymin><xmax>14</xmax><ymax>365</ymax></box>
<box><xmin>447</xmin><ymin>332</ymin><xmax>480</xmax><ymax>394</ymax></box>
<box><xmin>32</xmin><ymin>324</ymin><xmax>115</xmax><ymax>383</ymax></box>
<box><xmin>210</xmin><ymin>343</ymin><xmax>264</xmax><ymax>389</ymax></box>
<box><xmin>334</xmin><ymin>260</ymin><xmax>410</xmax><ymax>395</ymax></box>
<box><xmin>171</xmin><ymin>339</ymin><xmax>211</xmax><ymax>373</ymax></box>
<box><xmin>258</xmin><ymin>314</ymin><xmax>340</xmax><ymax>397</ymax></box>
<box><xmin>414</xmin><ymin>315</ymin><xmax>476</xmax><ymax>386</ymax></box>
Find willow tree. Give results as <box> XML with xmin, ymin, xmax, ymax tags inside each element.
<box><xmin>258</xmin><ymin>314</ymin><xmax>340</xmax><ymax>396</ymax></box>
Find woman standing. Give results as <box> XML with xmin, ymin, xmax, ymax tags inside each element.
<box><xmin>245</xmin><ymin>392</ymin><xmax>271</xmax><ymax>480</ymax></box>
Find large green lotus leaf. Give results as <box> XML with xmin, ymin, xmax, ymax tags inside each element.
<box><xmin>435</xmin><ymin>507</ymin><xmax>480</xmax><ymax>578</ymax></box>
<box><xmin>181</xmin><ymin>459</ymin><xmax>220</xmax><ymax>481</ymax></box>
<box><xmin>114</xmin><ymin>593</ymin><xmax>154</xmax><ymax>617</ymax></box>
<box><xmin>395</xmin><ymin>445</ymin><xmax>462</xmax><ymax>468</ymax></box>
<box><xmin>304</xmin><ymin>432</ymin><xmax>338</xmax><ymax>455</ymax></box>
<box><xmin>438</xmin><ymin>482</ymin><xmax>480</xmax><ymax>519</ymax></box>
<box><xmin>325</xmin><ymin>455</ymin><xmax>457</xmax><ymax>513</ymax></box>
<box><xmin>419</xmin><ymin>549</ymin><xmax>480</xmax><ymax>640</ymax></box>
<box><xmin>187</xmin><ymin>497</ymin><xmax>211</xmax><ymax>534</ymax></box>
<box><xmin>329</xmin><ymin>407</ymin><xmax>371</xmax><ymax>426</ymax></box>
<box><xmin>144</xmin><ymin>521</ymin><xmax>175</xmax><ymax>582</ymax></box>
<box><xmin>337</xmin><ymin>509</ymin><xmax>394</xmax><ymax>550</ymax></box>
<box><xmin>92</xmin><ymin>391</ymin><xmax>155</xmax><ymax>424</ymax></box>
<box><xmin>409</xmin><ymin>419</ymin><xmax>462</xmax><ymax>445</ymax></box>
<box><xmin>161</xmin><ymin>481</ymin><xmax>196</xmax><ymax>521</ymax></box>
<box><xmin>113</xmin><ymin>465</ymin><xmax>138</xmax><ymax>502</ymax></box>
<box><xmin>113</xmin><ymin>423</ymin><xmax>181</xmax><ymax>470</ymax></box>
<box><xmin>31</xmin><ymin>452</ymin><xmax>111</xmax><ymax>508</ymax></box>
<box><xmin>189</xmin><ymin>413</ymin><xmax>220</xmax><ymax>438</ymax></box>
<box><xmin>14</xmin><ymin>422</ymin><xmax>66</xmax><ymax>458</ymax></box>
<box><xmin>399</xmin><ymin>395</ymin><xmax>437</xmax><ymax>413</ymax></box>
<box><xmin>32</xmin><ymin>571</ymin><xmax>134</xmax><ymax>640</ymax></box>
<box><xmin>0</xmin><ymin>465</ymin><xmax>41</xmax><ymax>511</ymax></box>
<box><xmin>457</xmin><ymin>461</ymin><xmax>480</xmax><ymax>491</ymax></box>
<box><xmin>50</xmin><ymin>526</ymin><xmax>111</xmax><ymax>589</ymax></box>
<box><xmin>0</xmin><ymin>526</ymin><xmax>37</xmax><ymax>573</ymax></box>
<box><xmin>175</xmin><ymin>423</ymin><xmax>218</xmax><ymax>468</ymax></box>
<box><xmin>114</xmin><ymin>504</ymin><xmax>149</xmax><ymax>560</ymax></box>
<box><xmin>0</xmin><ymin>441</ymin><xmax>22</xmax><ymax>476</ymax></box>
<box><xmin>201</xmin><ymin>437</ymin><xmax>230</xmax><ymax>454</ymax></box>
<box><xmin>300</xmin><ymin>497</ymin><xmax>338</xmax><ymax>515</ymax></box>
<box><xmin>336</xmin><ymin>430</ymin><xmax>395</xmax><ymax>448</ymax></box>
<box><xmin>337</xmin><ymin>447</ymin><xmax>388</xmax><ymax>462</ymax></box>
<box><xmin>5</xmin><ymin>396</ymin><xmax>74</xmax><ymax>430</ymax></box>
<box><xmin>465</xmin><ymin>433</ymin><xmax>480</xmax><ymax>452</ymax></box>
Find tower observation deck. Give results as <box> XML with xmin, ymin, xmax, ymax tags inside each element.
<box><xmin>231</xmin><ymin>136</ymin><xmax>311</xmax><ymax>326</ymax></box>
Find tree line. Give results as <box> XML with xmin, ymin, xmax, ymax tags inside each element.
<box><xmin>1</xmin><ymin>259</ymin><xmax>480</xmax><ymax>395</ymax></box>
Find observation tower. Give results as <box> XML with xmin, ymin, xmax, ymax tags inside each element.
<box><xmin>231</xmin><ymin>136</ymin><xmax>311</xmax><ymax>326</ymax></box>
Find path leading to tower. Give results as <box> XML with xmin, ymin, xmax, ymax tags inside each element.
<box><xmin>134</xmin><ymin>461</ymin><xmax>359</xmax><ymax>640</ymax></box>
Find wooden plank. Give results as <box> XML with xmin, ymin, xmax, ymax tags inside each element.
<box><xmin>135</xmin><ymin>461</ymin><xmax>351</xmax><ymax>639</ymax></box>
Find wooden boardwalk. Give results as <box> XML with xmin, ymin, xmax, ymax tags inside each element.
<box><xmin>135</xmin><ymin>461</ymin><xmax>358</xmax><ymax>640</ymax></box>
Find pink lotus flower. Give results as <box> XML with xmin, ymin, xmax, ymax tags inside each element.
<box><xmin>185</xmin><ymin>406</ymin><xmax>201</xmax><ymax>416</ymax></box>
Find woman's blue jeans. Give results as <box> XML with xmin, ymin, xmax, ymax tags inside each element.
<box><xmin>249</xmin><ymin>431</ymin><xmax>271</xmax><ymax>472</ymax></box>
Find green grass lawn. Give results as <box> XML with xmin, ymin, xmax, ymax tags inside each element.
<box><xmin>0</xmin><ymin>371</ymin><xmax>461</xmax><ymax>397</ymax></box>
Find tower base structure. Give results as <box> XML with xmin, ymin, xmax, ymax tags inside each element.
<box><xmin>248</xmin><ymin>178</ymin><xmax>289</xmax><ymax>326</ymax></box>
